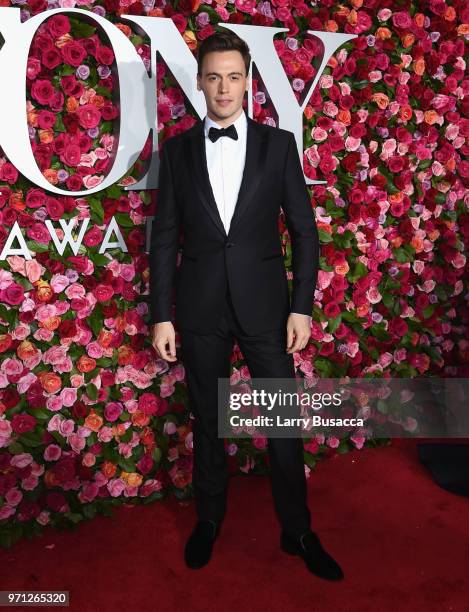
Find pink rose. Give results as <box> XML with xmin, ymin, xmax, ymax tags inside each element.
<box><xmin>107</xmin><ymin>478</ymin><xmax>126</xmax><ymax>497</ymax></box>
<box><xmin>44</xmin><ymin>444</ymin><xmax>62</xmax><ymax>461</ymax></box>
<box><xmin>104</xmin><ymin>402</ymin><xmax>123</xmax><ymax>422</ymax></box>
<box><xmin>60</xmin><ymin>387</ymin><xmax>78</xmax><ymax>407</ymax></box>
<box><xmin>10</xmin><ymin>453</ymin><xmax>33</xmax><ymax>469</ymax></box>
<box><xmin>58</xmin><ymin>419</ymin><xmax>75</xmax><ymax>437</ymax></box>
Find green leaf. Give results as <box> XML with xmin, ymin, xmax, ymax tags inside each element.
<box><xmin>328</xmin><ymin>315</ymin><xmax>342</xmax><ymax>334</ymax></box>
<box><xmin>118</xmin><ymin>457</ymin><xmax>136</xmax><ymax>472</ymax></box>
<box><xmin>88</xmin><ymin>197</ymin><xmax>104</xmax><ymax>224</ymax></box>
<box><xmin>86</xmin><ymin>383</ymin><xmax>98</xmax><ymax>401</ymax></box>
<box><xmin>318</xmin><ymin>229</ymin><xmax>333</xmax><ymax>243</ymax></box>
<box><xmin>69</xmin><ymin>17</ymin><xmax>96</xmax><ymax>38</ymax></box>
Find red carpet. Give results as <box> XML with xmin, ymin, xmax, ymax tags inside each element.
<box><xmin>1</xmin><ymin>439</ymin><xmax>469</xmax><ymax>612</ymax></box>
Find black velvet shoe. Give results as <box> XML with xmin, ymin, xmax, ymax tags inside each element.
<box><xmin>184</xmin><ymin>520</ymin><xmax>220</xmax><ymax>569</ymax></box>
<box><xmin>281</xmin><ymin>530</ymin><xmax>344</xmax><ymax>581</ymax></box>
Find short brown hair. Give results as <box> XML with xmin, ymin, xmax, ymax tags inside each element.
<box><xmin>197</xmin><ymin>30</ymin><xmax>251</xmax><ymax>77</ymax></box>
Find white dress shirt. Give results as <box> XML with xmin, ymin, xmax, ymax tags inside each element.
<box><xmin>204</xmin><ymin>110</ymin><xmax>312</xmax><ymax>324</ymax></box>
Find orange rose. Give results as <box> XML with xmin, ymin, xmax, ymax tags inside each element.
<box><xmin>41</xmin><ymin>316</ymin><xmax>61</xmax><ymax>331</ymax></box>
<box><xmin>115</xmin><ymin>23</ymin><xmax>132</xmax><ymax>37</ymax></box>
<box><xmin>424</xmin><ymin>110</ymin><xmax>439</xmax><ymax>125</ymax></box>
<box><xmin>34</xmin><ymin>280</ymin><xmax>53</xmax><ymax>302</ymax></box>
<box><xmin>141</xmin><ymin>428</ymin><xmax>155</xmax><ymax>446</ymax></box>
<box><xmin>304</xmin><ymin>105</ymin><xmax>314</xmax><ymax>120</ymax></box>
<box><xmin>444</xmin><ymin>6</ymin><xmax>455</xmax><ymax>20</ymax></box>
<box><xmin>55</xmin><ymin>33</ymin><xmax>73</xmax><ymax>49</ymax></box>
<box><xmin>371</xmin><ymin>93</ymin><xmax>389</xmax><ymax>110</ymax></box>
<box><xmin>401</xmin><ymin>34</ymin><xmax>415</xmax><ymax>48</ymax></box>
<box><xmin>389</xmin><ymin>192</ymin><xmax>403</xmax><ymax>204</ymax></box>
<box><xmin>76</xmin><ymin>355</ymin><xmax>97</xmax><ymax>373</ymax></box>
<box><xmin>445</xmin><ymin>158</ymin><xmax>456</xmax><ymax>172</ymax></box>
<box><xmin>40</xmin><ymin>372</ymin><xmax>62</xmax><ymax>394</ymax></box>
<box><xmin>325</xmin><ymin>20</ymin><xmax>338</xmax><ymax>32</ymax></box>
<box><xmin>414</xmin><ymin>13</ymin><xmax>425</xmax><ymax>27</ymax></box>
<box><xmin>390</xmin><ymin>236</ymin><xmax>403</xmax><ymax>248</ymax></box>
<box><xmin>347</xmin><ymin>9</ymin><xmax>358</xmax><ymax>25</ymax></box>
<box><xmin>357</xmin><ymin>303</ymin><xmax>370</xmax><ymax>317</ymax></box>
<box><xmin>10</xmin><ymin>192</ymin><xmax>26</xmax><ymax>212</ymax></box>
<box><xmin>43</xmin><ymin>169</ymin><xmax>59</xmax><ymax>185</ymax></box>
<box><xmin>66</xmin><ymin>97</ymin><xmax>79</xmax><ymax>113</ymax></box>
<box><xmin>375</xmin><ymin>27</ymin><xmax>392</xmax><ymax>40</ymax></box>
<box><xmin>335</xmin><ymin>261</ymin><xmax>349</xmax><ymax>275</ymax></box>
<box><xmin>413</xmin><ymin>58</ymin><xmax>425</xmax><ymax>76</ymax></box>
<box><xmin>410</xmin><ymin>236</ymin><xmax>424</xmax><ymax>253</ymax></box>
<box><xmin>27</xmin><ymin>109</ymin><xmax>38</xmax><ymax>128</ymax></box>
<box><xmin>112</xmin><ymin>423</ymin><xmax>127</xmax><ymax>437</ymax></box>
<box><xmin>17</xmin><ymin>340</ymin><xmax>38</xmax><ymax>361</ymax></box>
<box><xmin>317</xmin><ymin>222</ymin><xmax>332</xmax><ymax>234</ymax></box>
<box><xmin>121</xmin><ymin>472</ymin><xmax>143</xmax><ymax>487</ymax></box>
<box><xmin>117</xmin><ymin>345</ymin><xmax>134</xmax><ymax>366</ymax></box>
<box><xmin>132</xmin><ymin>411</ymin><xmax>151</xmax><ymax>427</ymax></box>
<box><xmin>38</xmin><ymin>129</ymin><xmax>54</xmax><ymax>144</ymax></box>
<box><xmin>337</xmin><ymin>109</ymin><xmax>351</xmax><ymax>125</ymax></box>
<box><xmin>97</xmin><ymin>329</ymin><xmax>113</xmax><ymax>348</ymax></box>
<box><xmin>101</xmin><ymin>461</ymin><xmax>117</xmax><ymax>478</ymax></box>
<box><xmin>115</xmin><ymin>315</ymin><xmax>127</xmax><ymax>332</ymax></box>
<box><xmin>84</xmin><ymin>410</ymin><xmax>103</xmax><ymax>432</ymax></box>
<box><xmin>148</xmin><ymin>8</ymin><xmax>165</xmax><ymax>17</ymax></box>
<box><xmin>183</xmin><ymin>30</ymin><xmax>197</xmax><ymax>51</ymax></box>
<box><xmin>457</xmin><ymin>24</ymin><xmax>469</xmax><ymax>35</ymax></box>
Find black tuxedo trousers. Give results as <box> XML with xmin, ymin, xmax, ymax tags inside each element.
<box><xmin>181</xmin><ymin>284</ymin><xmax>311</xmax><ymax>538</ymax></box>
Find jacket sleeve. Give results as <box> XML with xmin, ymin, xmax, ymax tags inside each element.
<box><xmin>281</xmin><ymin>131</ymin><xmax>320</xmax><ymax>317</ymax></box>
<box><xmin>149</xmin><ymin>140</ymin><xmax>180</xmax><ymax>324</ymax></box>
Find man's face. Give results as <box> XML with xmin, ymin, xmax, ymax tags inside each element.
<box><xmin>197</xmin><ymin>50</ymin><xmax>249</xmax><ymax>126</ymax></box>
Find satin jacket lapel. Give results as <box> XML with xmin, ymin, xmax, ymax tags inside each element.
<box><xmin>186</xmin><ymin>115</ymin><xmax>268</xmax><ymax>239</ymax></box>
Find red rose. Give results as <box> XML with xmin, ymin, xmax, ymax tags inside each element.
<box><xmin>31</xmin><ymin>79</ymin><xmax>55</xmax><ymax>105</ymax></box>
<box><xmin>389</xmin><ymin>317</ymin><xmax>408</xmax><ymax>338</ymax></box>
<box><xmin>76</xmin><ymin>104</ymin><xmax>101</xmax><ymax>129</ymax></box>
<box><xmin>93</xmin><ymin>284</ymin><xmax>114</xmax><ymax>302</ymax></box>
<box><xmin>42</xmin><ymin>48</ymin><xmax>62</xmax><ymax>70</ymax></box>
<box><xmin>324</xmin><ymin>302</ymin><xmax>341</xmax><ymax>318</ymax></box>
<box><xmin>52</xmin><ymin>458</ymin><xmax>76</xmax><ymax>484</ymax></box>
<box><xmin>17</xmin><ymin>500</ymin><xmax>41</xmax><ymax>522</ymax></box>
<box><xmin>72</xmin><ymin>400</ymin><xmax>89</xmax><ymax>420</ymax></box>
<box><xmin>46</xmin><ymin>15</ymin><xmax>71</xmax><ymax>38</ymax></box>
<box><xmin>0</xmin><ymin>163</ymin><xmax>19</xmax><ymax>185</ymax></box>
<box><xmin>96</xmin><ymin>45</ymin><xmax>114</xmax><ymax>65</ymax></box>
<box><xmin>45</xmin><ymin>197</ymin><xmax>65</xmax><ymax>220</ymax></box>
<box><xmin>61</xmin><ymin>144</ymin><xmax>82</xmax><ymax>167</ymax></box>
<box><xmin>1</xmin><ymin>283</ymin><xmax>24</xmax><ymax>306</ymax></box>
<box><xmin>11</xmin><ymin>414</ymin><xmax>37</xmax><ymax>434</ymax></box>
<box><xmin>136</xmin><ymin>453</ymin><xmax>154</xmax><ymax>475</ymax></box>
<box><xmin>61</xmin><ymin>41</ymin><xmax>87</xmax><ymax>67</ymax></box>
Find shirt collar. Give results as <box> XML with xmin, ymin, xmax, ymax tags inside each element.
<box><xmin>204</xmin><ymin>108</ymin><xmax>247</xmax><ymax>139</ymax></box>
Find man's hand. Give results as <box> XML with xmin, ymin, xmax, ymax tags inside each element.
<box><xmin>151</xmin><ymin>321</ymin><xmax>177</xmax><ymax>362</ymax></box>
<box><xmin>286</xmin><ymin>313</ymin><xmax>311</xmax><ymax>354</ymax></box>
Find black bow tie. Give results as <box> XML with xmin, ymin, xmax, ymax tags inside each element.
<box><xmin>208</xmin><ymin>124</ymin><xmax>238</xmax><ymax>143</ymax></box>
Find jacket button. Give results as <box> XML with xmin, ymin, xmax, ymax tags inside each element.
<box><xmin>225</xmin><ymin>242</ymin><xmax>235</xmax><ymax>248</ymax></box>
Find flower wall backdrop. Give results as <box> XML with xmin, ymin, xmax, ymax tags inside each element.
<box><xmin>0</xmin><ymin>0</ymin><xmax>467</xmax><ymax>547</ymax></box>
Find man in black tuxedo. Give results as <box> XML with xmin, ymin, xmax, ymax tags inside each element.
<box><xmin>149</xmin><ymin>30</ymin><xmax>343</xmax><ymax>580</ymax></box>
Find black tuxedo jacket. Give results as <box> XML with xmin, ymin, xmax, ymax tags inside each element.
<box><xmin>149</xmin><ymin>112</ymin><xmax>320</xmax><ymax>335</ymax></box>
